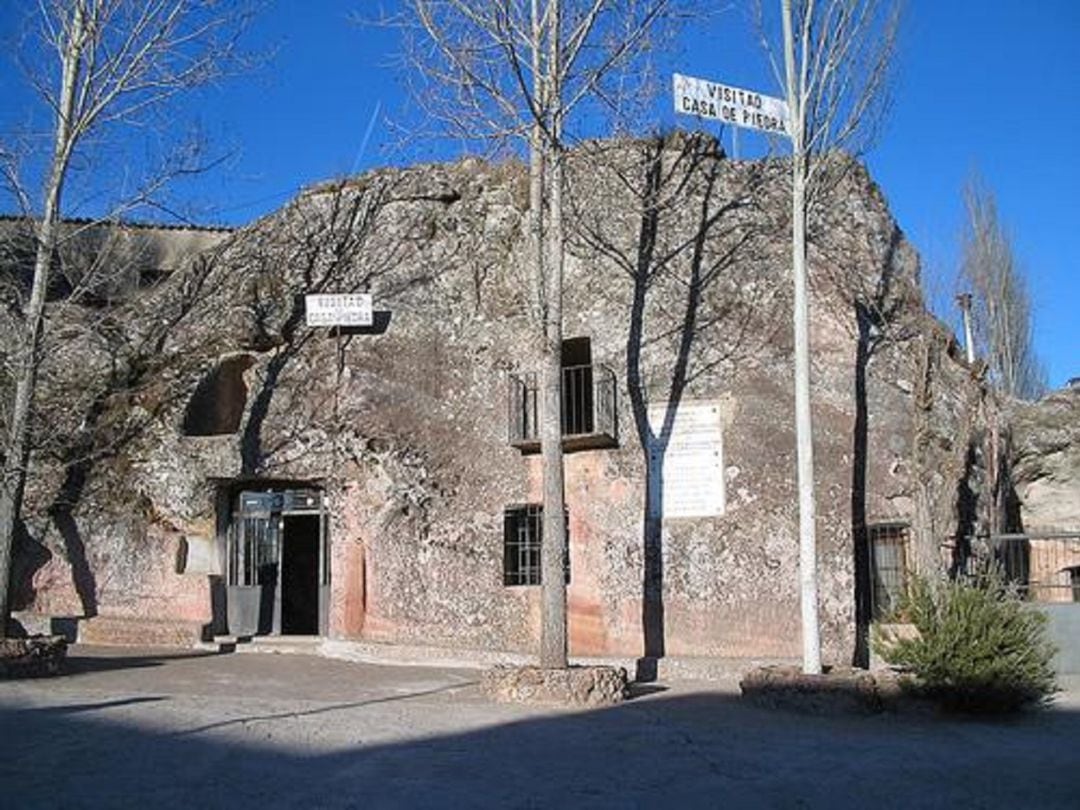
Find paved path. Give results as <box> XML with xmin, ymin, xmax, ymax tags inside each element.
<box><xmin>2</xmin><ymin>646</ymin><xmax>1079</xmax><ymax>809</ymax></box>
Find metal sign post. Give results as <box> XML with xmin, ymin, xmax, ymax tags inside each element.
<box><xmin>673</xmin><ymin>68</ymin><xmax>821</xmax><ymax>674</ymax></box>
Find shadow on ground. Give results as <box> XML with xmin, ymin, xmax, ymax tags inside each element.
<box><xmin>2</xmin><ymin>652</ymin><xmax>1079</xmax><ymax>809</ymax></box>
<box><xmin>61</xmin><ymin>650</ymin><xmax>222</xmax><ymax>676</ymax></box>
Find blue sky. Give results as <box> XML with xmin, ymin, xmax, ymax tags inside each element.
<box><xmin>1</xmin><ymin>1</ymin><xmax>1077</xmax><ymax>388</ymax></box>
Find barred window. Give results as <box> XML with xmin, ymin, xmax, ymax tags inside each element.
<box><xmin>869</xmin><ymin>523</ymin><xmax>909</xmax><ymax>619</ymax></box>
<box><xmin>503</xmin><ymin>505</ymin><xmax>570</xmax><ymax>586</ymax></box>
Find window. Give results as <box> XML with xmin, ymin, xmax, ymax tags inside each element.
<box><xmin>503</xmin><ymin>505</ymin><xmax>570</xmax><ymax>586</ymax></box>
<box><xmin>869</xmin><ymin>523</ymin><xmax>909</xmax><ymax>619</ymax></box>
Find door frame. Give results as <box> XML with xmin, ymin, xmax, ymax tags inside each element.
<box><xmin>225</xmin><ymin>484</ymin><xmax>329</xmax><ymax>637</ymax></box>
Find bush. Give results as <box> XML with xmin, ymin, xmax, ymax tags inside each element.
<box><xmin>873</xmin><ymin>570</ymin><xmax>1058</xmax><ymax>712</ymax></box>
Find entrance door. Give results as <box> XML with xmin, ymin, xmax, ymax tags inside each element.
<box><xmin>225</xmin><ymin>488</ymin><xmax>329</xmax><ymax>637</ymax></box>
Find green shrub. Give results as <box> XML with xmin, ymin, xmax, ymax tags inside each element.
<box><xmin>873</xmin><ymin>570</ymin><xmax>1058</xmax><ymax>713</ymax></box>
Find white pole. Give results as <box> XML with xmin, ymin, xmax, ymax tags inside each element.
<box><xmin>957</xmin><ymin>293</ymin><xmax>976</xmax><ymax>364</ymax></box>
<box><xmin>781</xmin><ymin>0</ymin><xmax>822</xmax><ymax>675</ymax></box>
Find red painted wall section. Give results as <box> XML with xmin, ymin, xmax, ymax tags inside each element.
<box><xmin>329</xmin><ymin>480</ymin><xmax>367</xmax><ymax>639</ymax></box>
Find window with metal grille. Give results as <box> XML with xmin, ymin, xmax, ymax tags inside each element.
<box><xmin>503</xmin><ymin>505</ymin><xmax>570</xmax><ymax>586</ymax></box>
<box><xmin>869</xmin><ymin>523</ymin><xmax>909</xmax><ymax>619</ymax></box>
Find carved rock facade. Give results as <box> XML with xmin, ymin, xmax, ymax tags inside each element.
<box><xmin>4</xmin><ymin>138</ymin><xmax>1002</xmax><ymax>665</ymax></box>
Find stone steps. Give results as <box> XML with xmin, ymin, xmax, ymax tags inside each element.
<box><xmin>9</xmin><ymin>612</ymin><xmax>80</xmax><ymax>641</ymax></box>
<box><xmin>234</xmin><ymin>635</ymin><xmax>323</xmax><ymax>656</ymax></box>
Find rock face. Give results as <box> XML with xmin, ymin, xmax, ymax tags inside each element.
<box><xmin>3</xmin><ymin>136</ymin><xmax>1000</xmax><ymax>665</ymax></box>
<box><xmin>1009</xmin><ymin>383</ymin><xmax>1080</xmax><ymax>530</ymax></box>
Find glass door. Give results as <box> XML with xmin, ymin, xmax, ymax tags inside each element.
<box><xmin>226</xmin><ymin>492</ymin><xmax>281</xmax><ymax>637</ymax></box>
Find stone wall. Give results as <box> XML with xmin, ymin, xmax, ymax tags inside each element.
<box><xmin>5</xmin><ymin>137</ymin><xmax>998</xmax><ymax>663</ymax></box>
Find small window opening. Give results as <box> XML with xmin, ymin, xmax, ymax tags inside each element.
<box><xmin>869</xmin><ymin>523</ymin><xmax>909</xmax><ymax>619</ymax></box>
<box><xmin>503</xmin><ymin>504</ymin><xmax>570</xmax><ymax>586</ymax></box>
<box><xmin>182</xmin><ymin>355</ymin><xmax>255</xmax><ymax>436</ymax></box>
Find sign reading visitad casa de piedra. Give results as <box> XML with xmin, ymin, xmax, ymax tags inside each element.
<box><xmin>673</xmin><ymin>72</ymin><xmax>790</xmax><ymax>136</ymax></box>
<box><xmin>305</xmin><ymin>293</ymin><xmax>373</xmax><ymax>327</ymax></box>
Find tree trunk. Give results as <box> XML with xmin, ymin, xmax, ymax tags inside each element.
<box><xmin>0</xmin><ymin>4</ymin><xmax>83</xmax><ymax>637</ymax></box>
<box><xmin>539</xmin><ymin>1</ymin><xmax>568</xmax><ymax>669</ymax></box>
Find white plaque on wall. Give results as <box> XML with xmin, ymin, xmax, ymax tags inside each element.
<box><xmin>648</xmin><ymin>400</ymin><xmax>725</xmax><ymax>519</ymax></box>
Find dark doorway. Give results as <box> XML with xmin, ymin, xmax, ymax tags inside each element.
<box><xmin>281</xmin><ymin>514</ymin><xmax>320</xmax><ymax>635</ymax></box>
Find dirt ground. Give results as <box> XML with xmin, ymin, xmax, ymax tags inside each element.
<box><xmin>1</xmin><ymin>646</ymin><xmax>1078</xmax><ymax>809</ymax></box>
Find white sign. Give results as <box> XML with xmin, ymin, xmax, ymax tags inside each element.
<box><xmin>673</xmin><ymin>72</ymin><xmax>790</xmax><ymax>136</ymax></box>
<box><xmin>648</xmin><ymin>400</ymin><xmax>725</xmax><ymax>519</ymax></box>
<box><xmin>305</xmin><ymin>293</ymin><xmax>373</xmax><ymax>327</ymax></box>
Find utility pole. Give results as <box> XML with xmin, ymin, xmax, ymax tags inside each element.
<box><xmin>956</xmin><ymin>292</ymin><xmax>976</xmax><ymax>365</ymax></box>
<box><xmin>781</xmin><ymin>0</ymin><xmax>822</xmax><ymax>675</ymax></box>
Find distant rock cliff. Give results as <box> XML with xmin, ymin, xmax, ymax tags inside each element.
<box><xmin>1009</xmin><ymin>382</ymin><xmax>1080</xmax><ymax>530</ymax></box>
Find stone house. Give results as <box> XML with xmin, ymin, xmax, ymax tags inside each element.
<box><xmin>4</xmin><ymin>136</ymin><xmax>1000</xmax><ymax>666</ymax></box>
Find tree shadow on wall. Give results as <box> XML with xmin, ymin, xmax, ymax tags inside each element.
<box><xmin>4</xmin><ymin>216</ymin><xmax>249</xmax><ymax>617</ymax></box>
<box><xmin>9</xmin><ymin>517</ymin><xmax>50</xmax><ymax>613</ymax></box>
<box><xmin>571</xmin><ymin>135</ymin><xmax>770</xmax><ymax>679</ymax></box>
<box><xmin>947</xmin><ymin>428</ymin><xmax>1026</xmax><ymax>583</ymax></box>
<box><xmin>233</xmin><ymin>178</ymin><xmax>449</xmax><ymax>476</ymax></box>
<box><xmin>848</xmin><ymin>225</ymin><xmax>905</xmax><ymax>668</ymax></box>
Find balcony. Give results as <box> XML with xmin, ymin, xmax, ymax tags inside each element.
<box><xmin>508</xmin><ymin>363</ymin><xmax>618</xmax><ymax>453</ymax></box>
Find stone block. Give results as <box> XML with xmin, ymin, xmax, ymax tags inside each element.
<box><xmin>78</xmin><ymin>616</ymin><xmax>205</xmax><ymax>647</ymax></box>
<box><xmin>481</xmin><ymin>664</ymin><xmax>628</xmax><ymax>706</ymax></box>
<box><xmin>739</xmin><ymin>665</ymin><xmax>916</xmax><ymax>715</ymax></box>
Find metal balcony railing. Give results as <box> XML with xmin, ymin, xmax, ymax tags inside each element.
<box><xmin>508</xmin><ymin>363</ymin><xmax>618</xmax><ymax>452</ymax></box>
<box><xmin>942</xmin><ymin>531</ymin><xmax>1080</xmax><ymax>603</ymax></box>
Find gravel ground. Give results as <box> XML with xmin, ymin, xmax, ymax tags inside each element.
<box><xmin>1</xmin><ymin>645</ymin><xmax>1078</xmax><ymax>809</ymax></box>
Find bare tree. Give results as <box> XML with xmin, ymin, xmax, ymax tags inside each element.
<box><xmin>401</xmin><ymin>1</ymin><xmax>684</xmax><ymax>668</ymax></box>
<box><xmin>0</xmin><ymin>0</ymin><xmax>252</xmax><ymax>637</ymax></box>
<box><xmin>756</xmin><ymin>0</ymin><xmax>900</xmax><ymax>672</ymax></box>
<box><xmin>960</xmin><ymin>176</ymin><xmax>1045</xmax><ymax>401</ymax></box>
